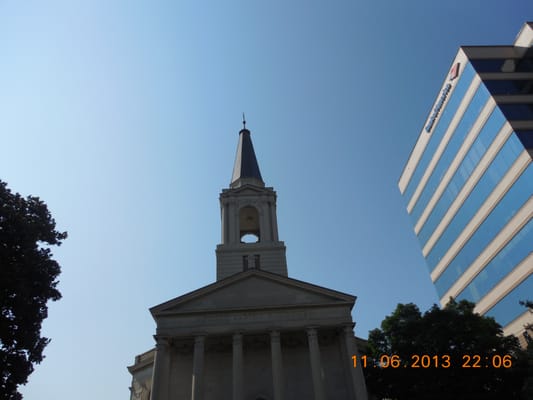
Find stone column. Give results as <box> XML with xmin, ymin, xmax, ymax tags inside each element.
<box><xmin>150</xmin><ymin>337</ymin><xmax>170</xmax><ymax>400</ymax></box>
<box><xmin>270</xmin><ymin>331</ymin><xmax>284</xmax><ymax>400</ymax></box>
<box><xmin>306</xmin><ymin>328</ymin><xmax>326</xmax><ymax>400</ymax></box>
<box><xmin>343</xmin><ymin>325</ymin><xmax>368</xmax><ymax>400</ymax></box>
<box><xmin>258</xmin><ymin>202</ymin><xmax>270</xmax><ymax>242</ymax></box>
<box><xmin>227</xmin><ymin>201</ymin><xmax>237</xmax><ymax>244</ymax></box>
<box><xmin>271</xmin><ymin>203</ymin><xmax>279</xmax><ymax>241</ymax></box>
<box><xmin>221</xmin><ymin>202</ymin><xmax>227</xmax><ymax>243</ymax></box>
<box><xmin>234</xmin><ymin>204</ymin><xmax>241</xmax><ymax>243</ymax></box>
<box><xmin>191</xmin><ymin>335</ymin><xmax>205</xmax><ymax>400</ymax></box>
<box><xmin>232</xmin><ymin>333</ymin><xmax>244</xmax><ymax>400</ymax></box>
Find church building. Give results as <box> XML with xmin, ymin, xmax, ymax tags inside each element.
<box><xmin>127</xmin><ymin>122</ymin><xmax>368</xmax><ymax>400</ymax></box>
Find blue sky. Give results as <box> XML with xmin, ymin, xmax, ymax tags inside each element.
<box><xmin>1</xmin><ymin>1</ymin><xmax>532</xmax><ymax>399</ymax></box>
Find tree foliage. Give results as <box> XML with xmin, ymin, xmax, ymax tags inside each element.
<box><xmin>0</xmin><ymin>180</ymin><xmax>66</xmax><ymax>400</ymax></box>
<box><xmin>519</xmin><ymin>300</ymin><xmax>533</xmax><ymax>341</ymax></box>
<box><xmin>365</xmin><ymin>299</ymin><xmax>528</xmax><ymax>400</ymax></box>
<box><xmin>519</xmin><ymin>299</ymin><xmax>533</xmax><ymax>398</ymax></box>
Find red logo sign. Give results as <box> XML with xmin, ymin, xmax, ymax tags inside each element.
<box><xmin>449</xmin><ymin>63</ymin><xmax>460</xmax><ymax>81</ymax></box>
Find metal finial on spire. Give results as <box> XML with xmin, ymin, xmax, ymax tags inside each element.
<box><xmin>242</xmin><ymin>113</ymin><xmax>246</xmax><ymax>129</ymax></box>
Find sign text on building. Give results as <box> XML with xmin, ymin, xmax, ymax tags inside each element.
<box><xmin>425</xmin><ymin>83</ymin><xmax>452</xmax><ymax>133</ymax></box>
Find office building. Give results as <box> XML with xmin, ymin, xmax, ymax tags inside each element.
<box><xmin>398</xmin><ymin>22</ymin><xmax>533</xmax><ymax>341</ymax></box>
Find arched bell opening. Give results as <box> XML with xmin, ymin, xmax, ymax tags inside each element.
<box><xmin>241</xmin><ymin>233</ymin><xmax>259</xmax><ymax>243</ymax></box>
<box><xmin>239</xmin><ymin>206</ymin><xmax>260</xmax><ymax>243</ymax></box>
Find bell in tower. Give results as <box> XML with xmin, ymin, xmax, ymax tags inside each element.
<box><xmin>216</xmin><ymin>122</ymin><xmax>288</xmax><ymax>280</ymax></box>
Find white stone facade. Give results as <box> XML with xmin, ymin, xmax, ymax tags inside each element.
<box><xmin>128</xmin><ymin>271</ymin><xmax>368</xmax><ymax>400</ymax></box>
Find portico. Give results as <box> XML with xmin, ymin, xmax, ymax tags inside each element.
<box><xmin>137</xmin><ymin>270</ymin><xmax>367</xmax><ymax>400</ymax></box>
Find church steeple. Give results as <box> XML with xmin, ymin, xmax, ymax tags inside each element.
<box><xmin>215</xmin><ymin>121</ymin><xmax>288</xmax><ymax>281</ymax></box>
<box><xmin>230</xmin><ymin>118</ymin><xmax>264</xmax><ymax>188</ymax></box>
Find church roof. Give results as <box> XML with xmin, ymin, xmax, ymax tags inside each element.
<box><xmin>230</xmin><ymin>127</ymin><xmax>264</xmax><ymax>188</ymax></box>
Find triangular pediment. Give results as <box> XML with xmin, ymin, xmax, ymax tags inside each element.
<box><xmin>151</xmin><ymin>270</ymin><xmax>355</xmax><ymax>316</ymax></box>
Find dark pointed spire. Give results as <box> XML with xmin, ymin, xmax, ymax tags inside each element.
<box><xmin>231</xmin><ymin>118</ymin><xmax>264</xmax><ymax>188</ymax></box>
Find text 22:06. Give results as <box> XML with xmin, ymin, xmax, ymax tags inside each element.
<box><xmin>351</xmin><ymin>354</ymin><xmax>513</xmax><ymax>368</ymax></box>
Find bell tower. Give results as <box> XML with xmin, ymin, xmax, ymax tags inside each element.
<box><xmin>216</xmin><ymin>121</ymin><xmax>288</xmax><ymax>280</ymax></box>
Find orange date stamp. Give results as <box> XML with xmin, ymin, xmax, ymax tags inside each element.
<box><xmin>351</xmin><ymin>354</ymin><xmax>513</xmax><ymax>369</ymax></box>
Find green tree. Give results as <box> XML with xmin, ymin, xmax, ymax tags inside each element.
<box><xmin>365</xmin><ymin>299</ymin><xmax>528</xmax><ymax>400</ymax></box>
<box><xmin>519</xmin><ymin>300</ymin><xmax>533</xmax><ymax>342</ymax></box>
<box><xmin>519</xmin><ymin>300</ymin><xmax>533</xmax><ymax>398</ymax></box>
<box><xmin>0</xmin><ymin>180</ymin><xmax>66</xmax><ymax>400</ymax></box>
